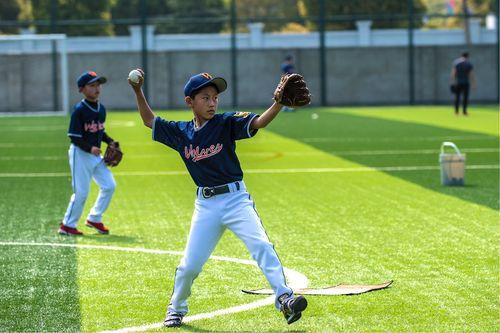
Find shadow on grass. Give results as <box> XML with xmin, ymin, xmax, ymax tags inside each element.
<box><xmin>267</xmin><ymin>109</ymin><xmax>499</xmax><ymax>211</ymax></box>
<box><xmin>0</xmin><ymin>178</ymin><xmax>82</xmax><ymax>331</ymax></box>
<box><xmin>0</xmin><ymin>244</ymin><xmax>81</xmax><ymax>332</ymax></box>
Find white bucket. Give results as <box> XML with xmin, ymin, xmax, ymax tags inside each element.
<box><xmin>439</xmin><ymin>142</ymin><xmax>466</xmax><ymax>186</ymax></box>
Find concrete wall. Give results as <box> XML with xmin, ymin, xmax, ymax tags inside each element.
<box><xmin>4</xmin><ymin>19</ymin><xmax>496</xmax><ymax>53</ymax></box>
<box><xmin>0</xmin><ymin>44</ymin><xmax>497</xmax><ymax>112</ymax></box>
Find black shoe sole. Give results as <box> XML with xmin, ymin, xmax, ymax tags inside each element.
<box><xmin>164</xmin><ymin>319</ymin><xmax>183</xmax><ymax>328</ymax></box>
<box><xmin>286</xmin><ymin>296</ymin><xmax>308</xmax><ymax>325</ymax></box>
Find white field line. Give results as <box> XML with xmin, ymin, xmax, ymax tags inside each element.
<box><xmin>0</xmin><ymin>121</ymin><xmax>135</xmax><ymax>131</ymax></box>
<box><xmin>0</xmin><ymin>111</ymin><xmax>65</xmax><ymax>117</ymax></box>
<box><xmin>0</xmin><ymin>241</ymin><xmax>308</xmax><ymax>333</ymax></box>
<box><xmin>0</xmin><ymin>147</ymin><xmax>497</xmax><ymax>161</ymax></box>
<box><xmin>0</xmin><ymin>164</ymin><xmax>498</xmax><ymax>178</ymax></box>
<box><xmin>0</xmin><ymin>125</ymin><xmax>67</xmax><ymax>131</ymax></box>
<box><xmin>0</xmin><ymin>135</ymin><xmax>497</xmax><ymax>149</ymax></box>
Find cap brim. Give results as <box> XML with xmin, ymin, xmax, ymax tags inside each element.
<box><xmin>210</xmin><ymin>77</ymin><xmax>227</xmax><ymax>93</ymax></box>
<box><xmin>194</xmin><ymin>77</ymin><xmax>227</xmax><ymax>94</ymax></box>
<box><xmin>87</xmin><ymin>76</ymin><xmax>107</xmax><ymax>85</ymax></box>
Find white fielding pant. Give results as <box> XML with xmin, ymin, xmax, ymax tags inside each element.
<box><xmin>167</xmin><ymin>181</ymin><xmax>292</xmax><ymax>315</ymax></box>
<box><xmin>62</xmin><ymin>144</ymin><xmax>116</xmax><ymax>228</ymax></box>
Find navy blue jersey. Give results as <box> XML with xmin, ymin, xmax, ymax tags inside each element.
<box><xmin>454</xmin><ymin>58</ymin><xmax>473</xmax><ymax>84</ymax></box>
<box><xmin>68</xmin><ymin>99</ymin><xmax>107</xmax><ymax>148</ymax></box>
<box><xmin>281</xmin><ymin>62</ymin><xmax>295</xmax><ymax>74</ymax></box>
<box><xmin>153</xmin><ymin>112</ymin><xmax>259</xmax><ymax>187</ymax></box>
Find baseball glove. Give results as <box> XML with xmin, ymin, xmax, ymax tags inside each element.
<box><xmin>273</xmin><ymin>73</ymin><xmax>311</xmax><ymax>107</ymax></box>
<box><xmin>104</xmin><ymin>141</ymin><xmax>123</xmax><ymax>167</ymax></box>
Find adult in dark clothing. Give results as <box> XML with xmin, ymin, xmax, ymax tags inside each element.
<box><xmin>450</xmin><ymin>52</ymin><xmax>476</xmax><ymax>115</ymax></box>
<box><xmin>280</xmin><ymin>55</ymin><xmax>296</xmax><ymax>112</ymax></box>
<box><xmin>281</xmin><ymin>55</ymin><xmax>295</xmax><ymax>75</ymax></box>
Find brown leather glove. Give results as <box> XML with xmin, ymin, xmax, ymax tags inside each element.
<box><xmin>273</xmin><ymin>73</ymin><xmax>311</xmax><ymax>107</ymax></box>
<box><xmin>104</xmin><ymin>141</ymin><xmax>123</xmax><ymax>167</ymax></box>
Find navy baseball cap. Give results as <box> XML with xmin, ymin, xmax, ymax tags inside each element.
<box><xmin>184</xmin><ymin>73</ymin><xmax>227</xmax><ymax>97</ymax></box>
<box><xmin>77</xmin><ymin>71</ymin><xmax>107</xmax><ymax>88</ymax></box>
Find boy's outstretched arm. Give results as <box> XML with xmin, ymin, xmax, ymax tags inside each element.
<box><xmin>128</xmin><ymin>69</ymin><xmax>155</xmax><ymax>128</ymax></box>
<box><xmin>250</xmin><ymin>101</ymin><xmax>282</xmax><ymax>130</ymax></box>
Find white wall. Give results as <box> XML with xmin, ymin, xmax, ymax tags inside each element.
<box><xmin>0</xmin><ymin>19</ymin><xmax>496</xmax><ymax>54</ymax></box>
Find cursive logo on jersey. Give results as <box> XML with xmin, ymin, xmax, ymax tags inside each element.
<box><xmin>84</xmin><ymin>120</ymin><xmax>105</xmax><ymax>133</ymax></box>
<box><xmin>184</xmin><ymin>143</ymin><xmax>223</xmax><ymax>162</ymax></box>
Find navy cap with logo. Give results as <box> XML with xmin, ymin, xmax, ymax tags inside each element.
<box><xmin>184</xmin><ymin>73</ymin><xmax>227</xmax><ymax>97</ymax></box>
<box><xmin>77</xmin><ymin>71</ymin><xmax>107</xmax><ymax>88</ymax></box>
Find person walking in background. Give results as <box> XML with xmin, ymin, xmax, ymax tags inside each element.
<box><xmin>280</xmin><ymin>55</ymin><xmax>296</xmax><ymax>112</ymax></box>
<box><xmin>450</xmin><ymin>52</ymin><xmax>476</xmax><ymax>116</ymax></box>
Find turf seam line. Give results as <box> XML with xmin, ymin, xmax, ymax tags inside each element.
<box><xmin>0</xmin><ymin>164</ymin><xmax>498</xmax><ymax>178</ymax></box>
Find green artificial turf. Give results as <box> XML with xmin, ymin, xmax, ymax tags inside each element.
<box><xmin>0</xmin><ymin>105</ymin><xmax>498</xmax><ymax>332</ymax></box>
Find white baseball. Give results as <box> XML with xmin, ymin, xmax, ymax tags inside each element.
<box><xmin>128</xmin><ymin>69</ymin><xmax>142</xmax><ymax>83</ymax></box>
<box><xmin>311</xmin><ymin>113</ymin><xmax>319</xmax><ymax>120</ymax></box>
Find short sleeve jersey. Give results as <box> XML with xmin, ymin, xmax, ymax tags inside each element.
<box><xmin>68</xmin><ymin>100</ymin><xmax>107</xmax><ymax>148</ymax></box>
<box><xmin>454</xmin><ymin>58</ymin><xmax>473</xmax><ymax>84</ymax></box>
<box><xmin>152</xmin><ymin>112</ymin><xmax>259</xmax><ymax>187</ymax></box>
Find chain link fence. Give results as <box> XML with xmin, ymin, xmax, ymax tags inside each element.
<box><xmin>0</xmin><ymin>0</ymin><xmax>497</xmax><ymax>112</ymax></box>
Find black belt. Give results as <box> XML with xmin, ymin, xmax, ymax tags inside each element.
<box><xmin>199</xmin><ymin>182</ymin><xmax>241</xmax><ymax>199</ymax></box>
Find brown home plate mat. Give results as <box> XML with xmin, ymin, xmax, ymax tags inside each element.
<box><xmin>242</xmin><ymin>280</ymin><xmax>393</xmax><ymax>296</ymax></box>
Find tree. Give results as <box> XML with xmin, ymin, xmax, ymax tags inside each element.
<box><xmin>30</xmin><ymin>0</ymin><xmax>113</xmax><ymax>36</ymax></box>
<box><xmin>235</xmin><ymin>0</ymin><xmax>303</xmax><ymax>32</ymax></box>
<box><xmin>161</xmin><ymin>0</ymin><xmax>227</xmax><ymax>34</ymax></box>
<box><xmin>302</xmin><ymin>0</ymin><xmax>427</xmax><ymax>30</ymax></box>
<box><xmin>469</xmin><ymin>0</ymin><xmax>497</xmax><ymax>13</ymax></box>
<box><xmin>0</xmin><ymin>0</ymin><xmax>21</xmax><ymax>34</ymax></box>
<box><xmin>422</xmin><ymin>0</ymin><xmax>496</xmax><ymax>14</ymax></box>
<box><xmin>111</xmin><ymin>0</ymin><xmax>173</xmax><ymax>35</ymax></box>
<box><xmin>111</xmin><ymin>0</ymin><xmax>226</xmax><ymax>35</ymax></box>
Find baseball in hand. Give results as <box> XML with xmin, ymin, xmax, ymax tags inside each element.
<box><xmin>128</xmin><ymin>69</ymin><xmax>142</xmax><ymax>84</ymax></box>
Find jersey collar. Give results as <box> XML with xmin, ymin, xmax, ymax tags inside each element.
<box><xmin>82</xmin><ymin>99</ymin><xmax>101</xmax><ymax>113</ymax></box>
<box><xmin>193</xmin><ymin>117</ymin><xmax>211</xmax><ymax>132</ymax></box>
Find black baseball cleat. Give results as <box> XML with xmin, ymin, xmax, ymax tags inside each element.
<box><xmin>163</xmin><ymin>312</ymin><xmax>184</xmax><ymax>328</ymax></box>
<box><xmin>279</xmin><ymin>294</ymin><xmax>308</xmax><ymax>325</ymax></box>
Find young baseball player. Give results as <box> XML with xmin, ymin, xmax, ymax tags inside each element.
<box><xmin>128</xmin><ymin>70</ymin><xmax>308</xmax><ymax>327</ymax></box>
<box><xmin>59</xmin><ymin>71</ymin><xmax>117</xmax><ymax>236</ymax></box>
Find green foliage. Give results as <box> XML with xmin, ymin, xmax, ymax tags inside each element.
<box><xmin>0</xmin><ymin>0</ymin><xmax>21</xmax><ymax>34</ymax></box>
<box><xmin>422</xmin><ymin>0</ymin><xmax>496</xmax><ymax>14</ymax></box>
<box><xmin>469</xmin><ymin>0</ymin><xmax>497</xmax><ymax>13</ymax></box>
<box><xmin>421</xmin><ymin>0</ymin><xmax>497</xmax><ymax>29</ymax></box>
<box><xmin>302</xmin><ymin>0</ymin><xmax>427</xmax><ymax>29</ymax></box>
<box><xmin>161</xmin><ymin>0</ymin><xmax>227</xmax><ymax>34</ymax></box>
<box><xmin>112</xmin><ymin>0</ymin><xmax>227</xmax><ymax>35</ymax></box>
<box><xmin>111</xmin><ymin>0</ymin><xmax>172</xmax><ymax>35</ymax></box>
<box><xmin>236</xmin><ymin>0</ymin><xmax>303</xmax><ymax>32</ymax></box>
<box><xmin>30</xmin><ymin>0</ymin><xmax>114</xmax><ymax>36</ymax></box>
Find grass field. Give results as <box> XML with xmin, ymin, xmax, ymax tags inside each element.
<box><xmin>0</xmin><ymin>105</ymin><xmax>498</xmax><ymax>332</ymax></box>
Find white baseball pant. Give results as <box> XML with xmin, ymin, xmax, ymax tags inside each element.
<box><xmin>167</xmin><ymin>181</ymin><xmax>292</xmax><ymax>315</ymax></box>
<box><xmin>62</xmin><ymin>144</ymin><xmax>116</xmax><ymax>228</ymax></box>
